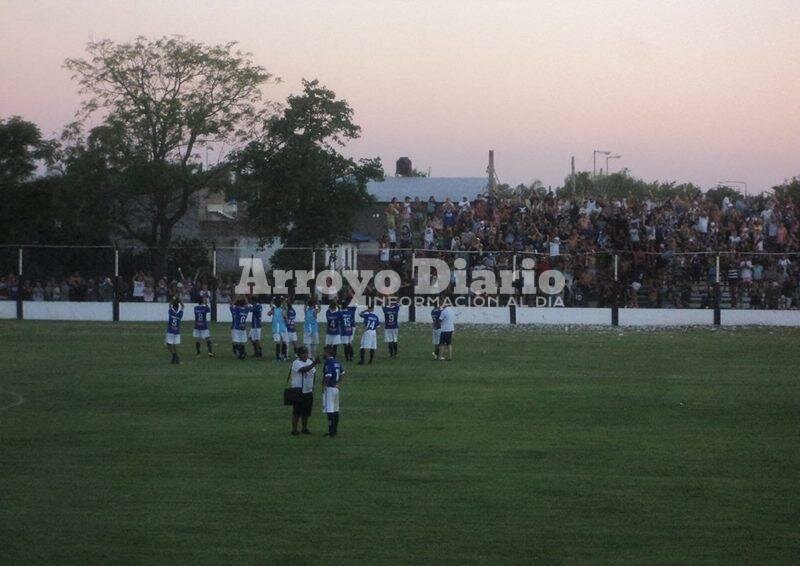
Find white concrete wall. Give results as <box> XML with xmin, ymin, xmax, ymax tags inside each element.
<box><xmin>722</xmin><ymin>310</ymin><xmax>800</xmax><ymax>327</ymax></box>
<box><xmin>516</xmin><ymin>307</ymin><xmax>610</xmax><ymax>326</ymax></box>
<box><xmin>0</xmin><ymin>301</ymin><xmax>18</xmax><ymax>319</ymax></box>
<box><xmin>23</xmin><ymin>301</ymin><xmax>113</xmax><ymax>321</ymax></box>
<box><xmin>619</xmin><ymin>308</ymin><xmax>714</xmax><ymax>327</ymax></box>
<box><xmin>122</xmin><ymin>302</ymin><xmax>201</xmax><ymax>322</ymax></box>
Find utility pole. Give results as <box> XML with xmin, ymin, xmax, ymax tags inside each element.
<box><xmin>487</xmin><ymin>150</ymin><xmax>497</xmax><ymax>194</ymax></box>
<box><xmin>571</xmin><ymin>156</ymin><xmax>576</xmax><ymax>195</ymax></box>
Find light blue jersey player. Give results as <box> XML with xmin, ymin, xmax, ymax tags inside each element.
<box><xmin>193</xmin><ymin>296</ymin><xmax>214</xmax><ymax>357</ymax></box>
<box><xmin>303</xmin><ymin>299</ymin><xmax>321</xmax><ymax>356</ymax></box>
<box><xmin>358</xmin><ymin>305</ymin><xmax>381</xmax><ymax>365</ymax></box>
<box><xmin>268</xmin><ymin>297</ymin><xmax>289</xmax><ymax>361</ymax></box>
<box><xmin>230</xmin><ymin>298</ymin><xmax>249</xmax><ymax>360</ymax></box>
<box><xmin>382</xmin><ymin>303</ymin><xmax>400</xmax><ymax>358</ymax></box>
<box><xmin>165</xmin><ymin>299</ymin><xmax>184</xmax><ymax>364</ymax></box>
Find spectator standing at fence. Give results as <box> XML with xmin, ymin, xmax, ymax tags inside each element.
<box><xmin>165</xmin><ymin>298</ymin><xmax>183</xmax><ymax>365</ymax></box>
<box><xmin>193</xmin><ymin>295</ymin><xmax>215</xmax><ymax>358</ymax></box>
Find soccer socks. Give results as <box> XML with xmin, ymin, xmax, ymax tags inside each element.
<box><xmin>281</xmin><ymin>343</ymin><xmax>288</xmax><ymax>359</ymax></box>
<box><xmin>333</xmin><ymin>412</ymin><xmax>339</xmax><ymax>435</ymax></box>
<box><xmin>344</xmin><ymin>344</ymin><xmax>353</xmax><ymax>361</ymax></box>
<box><xmin>195</xmin><ymin>342</ymin><xmax>201</xmax><ymax>355</ymax></box>
<box><xmin>206</xmin><ymin>340</ymin><xmax>213</xmax><ymax>354</ymax></box>
<box><xmin>369</xmin><ymin>349</ymin><xmax>375</xmax><ymax>364</ymax></box>
<box><xmin>275</xmin><ymin>344</ymin><xmax>281</xmax><ymax>361</ymax></box>
<box><xmin>435</xmin><ymin>345</ymin><xmax>440</xmax><ymax>357</ymax></box>
<box><xmin>388</xmin><ymin>342</ymin><xmax>397</xmax><ymax>358</ymax></box>
<box><xmin>359</xmin><ymin>348</ymin><xmax>365</xmax><ymax>364</ymax></box>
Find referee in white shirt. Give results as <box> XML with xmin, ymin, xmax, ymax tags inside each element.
<box><xmin>289</xmin><ymin>347</ymin><xmax>318</xmax><ymax>435</ymax></box>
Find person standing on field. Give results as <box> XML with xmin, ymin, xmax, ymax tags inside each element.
<box><xmin>193</xmin><ymin>295</ymin><xmax>214</xmax><ymax>357</ymax></box>
<box><xmin>165</xmin><ymin>297</ymin><xmax>183</xmax><ymax>364</ymax></box>
<box><xmin>289</xmin><ymin>346</ymin><xmax>318</xmax><ymax>435</ymax></box>
<box><xmin>322</xmin><ymin>346</ymin><xmax>345</xmax><ymax>437</ymax></box>
<box><xmin>438</xmin><ymin>303</ymin><xmax>455</xmax><ymax>361</ymax></box>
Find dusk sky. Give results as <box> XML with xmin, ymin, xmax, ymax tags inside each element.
<box><xmin>1</xmin><ymin>0</ymin><xmax>798</xmax><ymax>191</ymax></box>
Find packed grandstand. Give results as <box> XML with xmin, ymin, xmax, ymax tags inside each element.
<box><xmin>2</xmin><ymin>189</ymin><xmax>798</xmax><ymax>309</ymax></box>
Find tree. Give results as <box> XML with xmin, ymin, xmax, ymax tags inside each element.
<box><xmin>0</xmin><ymin>116</ymin><xmax>46</xmax><ymax>187</ymax></box>
<box><xmin>772</xmin><ymin>177</ymin><xmax>800</xmax><ymax>204</ymax></box>
<box><xmin>234</xmin><ymin>79</ymin><xmax>384</xmax><ymax>269</ymax></box>
<box><xmin>63</xmin><ymin>36</ymin><xmax>278</xmax><ymax>276</ymax></box>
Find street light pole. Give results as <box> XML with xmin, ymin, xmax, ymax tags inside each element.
<box><xmin>593</xmin><ymin>150</ymin><xmax>611</xmax><ymax>178</ymax></box>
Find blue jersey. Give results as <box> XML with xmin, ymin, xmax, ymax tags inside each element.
<box><xmin>271</xmin><ymin>306</ymin><xmax>287</xmax><ymax>333</ymax></box>
<box><xmin>431</xmin><ymin>307</ymin><xmax>442</xmax><ymax>328</ymax></box>
<box><xmin>304</xmin><ymin>306</ymin><xmax>319</xmax><ymax>334</ymax></box>
<box><xmin>326</xmin><ymin>309</ymin><xmax>342</xmax><ymax>335</ymax></box>
<box><xmin>382</xmin><ymin>305</ymin><xmax>400</xmax><ymax>330</ymax></box>
<box><xmin>339</xmin><ymin>306</ymin><xmax>356</xmax><ymax>336</ymax></box>
<box><xmin>230</xmin><ymin>305</ymin><xmax>248</xmax><ymax>331</ymax></box>
<box><xmin>324</xmin><ymin>358</ymin><xmax>344</xmax><ymax>387</ymax></box>
<box><xmin>193</xmin><ymin>305</ymin><xmax>210</xmax><ymax>330</ymax></box>
<box><xmin>286</xmin><ymin>306</ymin><xmax>297</xmax><ymax>333</ymax></box>
<box><xmin>360</xmin><ymin>311</ymin><xmax>380</xmax><ymax>331</ymax></box>
<box><xmin>167</xmin><ymin>306</ymin><xmax>183</xmax><ymax>334</ymax></box>
<box><xmin>250</xmin><ymin>303</ymin><xmax>263</xmax><ymax>329</ymax></box>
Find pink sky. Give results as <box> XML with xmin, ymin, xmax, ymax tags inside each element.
<box><xmin>1</xmin><ymin>0</ymin><xmax>799</xmax><ymax>191</ymax></box>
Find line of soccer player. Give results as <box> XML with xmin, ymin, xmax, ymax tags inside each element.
<box><xmin>165</xmin><ymin>294</ymin><xmax>454</xmax><ymax>365</ymax></box>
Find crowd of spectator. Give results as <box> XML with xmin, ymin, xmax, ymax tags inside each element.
<box><xmin>3</xmin><ymin>190</ymin><xmax>799</xmax><ymax>309</ymax></box>
<box><xmin>379</xmin><ymin>190</ymin><xmax>800</xmax><ymax>308</ymax></box>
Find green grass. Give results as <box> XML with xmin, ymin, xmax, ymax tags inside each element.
<box><xmin>1</xmin><ymin>320</ymin><xmax>799</xmax><ymax>564</ymax></box>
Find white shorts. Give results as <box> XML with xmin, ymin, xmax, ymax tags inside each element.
<box><xmin>273</xmin><ymin>331</ymin><xmax>289</xmax><ymax>343</ymax></box>
<box><xmin>326</xmin><ymin>334</ymin><xmax>341</xmax><ymax>346</ymax></box>
<box><xmin>249</xmin><ymin>328</ymin><xmax>262</xmax><ymax>341</ymax></box>
<box><xmin>231</xmin><ymin>329</ymin><xmax>247</xmax><ymax>344</ymax></box>
<box><xmin>304</xmin><ymin>331</ymin><xmax>319</xmax><ymax>345</ymax></box>
<box><xmin>384</xmin><ymin>328</ymin><xmax>398</xmax><ymax>343</ymax></box>
<box><xmin>340</xmin><ymin>334</ymin><xmax>354</xmax><ymax>344</ymax></box>
<box><xmin>193</xmin><ymin>329</ymin><xmax>210</xmax><ymax>340</ymax></box>
<box><xmin>287</xmin><ymin>331</ymin><xmax>298</xmax><ymax>342</ymax></box>
<box><xmin>322</xmin><ymin>386</ymin><xmax>340</xmax><ymax>413</ymax></box>
<box><xmin>432</xmin><ymin>329</ymin><xmax>441</xmax><ymax>345</ymax></box>
<box><xmin>165</xmin><ymin>333</ymin><xmax>181</xmax><ymax>345</ymax></box>
<box><xmin>360</xmin><ymin>329</ymin><xmax>377</xmax><ymax>350</ymax></box>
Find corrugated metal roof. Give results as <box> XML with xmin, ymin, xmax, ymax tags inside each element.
<box><xmin>367</xmin><ymin>177</ymin><xmax>488</xmax><ymax>202</ymax></box>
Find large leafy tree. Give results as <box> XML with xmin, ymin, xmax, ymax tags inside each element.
<box><xmin>234</xmin><ymin>79</ymin><xmax>383</xmax><ymax>268</ymax></box>
<box><xmin>63</xmin><ymin>36</ymin><xmax>277</xmax><ymax>276</ymax></box>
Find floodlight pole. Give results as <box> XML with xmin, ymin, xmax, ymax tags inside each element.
<box><xmin>16</xmin><ymin>247</ymin><xmax>23</xmax><ymax>320</ymax></box>
<box><xmin>612</xmin><ymin>254</ymin><xmax>619</xmax><ymax>327</ymax></box>
<box><xmin>113</xmin><ymin>245</ymin><xmax>120</xmax><ymax>322</ymax></box>
<box><xmin>714</xmin><ymin>255</ymin><xmax>721</xmax><ymax>326</ymax></box>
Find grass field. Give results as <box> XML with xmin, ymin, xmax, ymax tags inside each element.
<box><xmin>1</xmin><ymin>320</ymin><xmax>799</xmax><ymax>564</ymax></box>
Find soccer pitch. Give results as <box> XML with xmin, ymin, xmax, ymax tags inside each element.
<box><xmin>1</xmin><ymin>321</ymin><xmax>798</xmax><ymax>564</ymax></box>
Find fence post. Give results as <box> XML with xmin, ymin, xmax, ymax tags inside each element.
<box><xmin>309</xmin><ymin>248</ymin><xmax>316</xmax><ymax>296</ymax></box>
<box><xmin>409</xmin><ymin>249</ymin><xmax>416</xmax><ymax>322</ymax></box>
<box><xmin>714</xmin><ymin>255</ymin><xmax>721</xmax><ymax>325</ymax></box>
<box><xmin>16</xmin><ymin>247</ymin><xmax>23</xmax><ymax>320</ymax></box>
<box><xmin>611</xmin><ymin>254</ymin><xmax>619</xmax><ymax>326</ymax></box>
<box><xmin>210</xmin><ymin>245</ymin><xmax>218</xmax><ymax>323</ymax></box>
<box><xmin>509</xmin><ymin>254</ymin><xmax>517</xmax><ymax>324</ymax></box>
<box><xmin>112</xmin><ymin>245</ymin><xmax>120</xmax><ymax>322</ymax></box>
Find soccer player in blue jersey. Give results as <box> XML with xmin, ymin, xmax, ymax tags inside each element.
<box><xmin>322</xmin><ymin>346</ymin><xmax>345</xmax><ymax>437</ymax></box>
<box><xmin>325</xmin><ymin>301</ymin><xmax>342</xmax><ymax>358</ymax></box>
<box><xmin>303</xmin><ymin>298</ymin><xmax>321</xmax><ymax>357</ymax></box>
<box><xmin>430</xmin><ymin>305</ymin><xmax>442</xmax><ymax>360</ymax></box>
<box><xmin>382</xmin><ymin>302</ymin><xmax>401</xmax><ymax>358</ymax></box>
<box><xmin>358</xmin><ymin>303</ymin><xmax>381</xmax><ymax>365</ymax></box>
<box><xmin>285</xmin><ymin>297</ymin><xmax>299</xmax><ymax>356</ymax></box>
<box><xmin>193</xmin><ymin>296</ymin><xmax>215</xmax><ymax>357</ymax></box>
<box><xmin>230</xmin><ymin>297</ymin><xmax>249</xmax><ymax>360</ymax></box>
<box><xmin>339</xmin><ymin>301</ymin><xmax>357</xmax><ymax>361</ymax></box>
<box><xmin>248</xmin><ymin>295</ymin><xmax>264</xmax><ymax>358</ymax></box>
<box><xmin>165</xmin><ymin>298</ymin><xmax>184</xmax><ymax>364</ymax></box>
<box><xmin>268</xmin><ymin>296</ymin><xmax>289</xmax><ymax>362</ymax></box>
